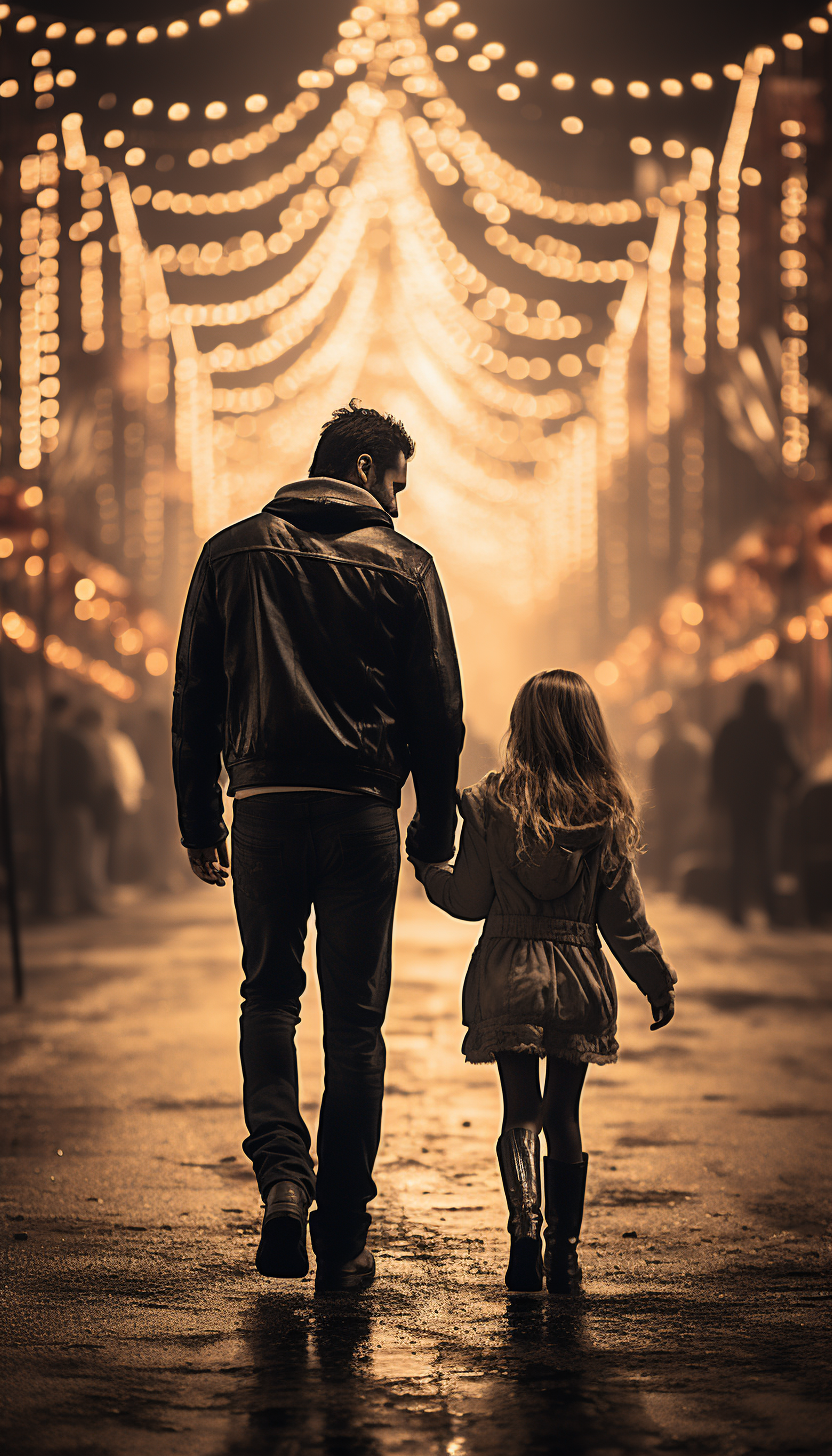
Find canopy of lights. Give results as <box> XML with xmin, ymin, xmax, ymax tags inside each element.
<box><xmin>1</xmin><ymin>0</ymin><xmax>830</xmax><ymax>728</ymax></box>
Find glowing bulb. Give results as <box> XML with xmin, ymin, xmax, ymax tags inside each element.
<box><xmin>227</xmin><ymin>0</ymin><xmax>249</xmax><ymax>11</ymax></box>
<box><xmin>205</xmin><ymin>101</ymin><xmax>227</xmax><ymax>119</ymax></box>
<box><xmin>662</xmin><ymin>139</ymin><xmax>685</xmax><ymax>158</ymax></box>
<box><xmin>137</xmin><ymin>26</ymin><xmax>158</xmax><ymax>42</ymax></box>
<box><xmin>482</xmin><ymin>42</ymin><xmax>505</xmax><ymax>60</ymax></box>
<box><xmin>660</xmin><ymin>78</ymin><xmax>683</xmax><ymax>95</ymax></box>
<box><xmin>107</xmin><ymin>28</ymin><xmax>127</xmax><ymax>45</ymax></box>
<box><xmin>56</xmin><ymin>70</ymin><xmax>76</xmax><ymax>86</ymax></box>
<box><xmin>782</xmin><ymin>33</ymin><xmax>803</xmax><ymax>49</ymax></box>
<box><xmin>691</xmin><ymin>73</ymin><xmax>713</xmax><ymax>89</ymax></box>
<box><xmin>453</xmin><ymin>22</ymin><xmax>477</xmax><ymax>39</ymax></box>
<box><xmin>498</xmin><ymin>83</ymin><xmax>520</xmax><ymax>101</ymax></box>
<box><xmin>629</xmin><ymin>136</ymin><xmax>651</xmax><ymax>154</ymax></box>
<box><xmin>741</xmin><ymin>167</ymin><xmax>761</xmax><ymax>186</ymax></box>
<box><xmin>75</xmin><ymin>27</ymin><xmax>96</xmax><ymax>44</ymax></box>
<box><xmin>515</xmin><ymin>61</ymin><xmax>538</xmax><ymax>78</ymax></box>
<box><xmin>551</xmin><ymin>73</ymin><xmax>575</xmax><ymax>90</ymax></box>
<box><xmin>167</xmin><ymin>21</ymin><xmax>189</xmax><ymax>37</ymax></box>
<box><xmin>168</xmin><ymin>103</ymin><xmax>190</xmax><ymax>120</ymax></box>
<box><xmin>435</xmin><ymin>46</ymin><xmax>458</xmax><ymax>62</ymax></box>
<box><xmin>104</xmin><ymin>129</ymin><xmax>124</xmax><ymax>147</ymax></box>
<box><xmin>592</xmin><ymin>78</ymin><xmax>614</xmax><ymax>95</ymax></box>
<box><xmin>245</xmin><ymin>94</ymin><xmax>268</xmax><ymax>112</ymax></box>
<box><xmin>809</xmin><ymin>16</ymin><xmax>829</xmax><ymax>31</ymax></box>
<box><xmin>31</xmin><ymin>48</ymin><xmax>51</xmax><ymax>65</ymax></box>
<box><xmin>627</xmin><ymin>80</ymin><xmax>649</xmax><ymax>98</ymax></box>
<box><xmin>200</xmin><ymin>9</ymin><xmax>222</xmax><ymax>25</ymax></box>
<box><xmin>125</xmin><ymin>147</ymin><xmax>146</xmax><ymax>166</ymax></box>
<box><xmin>468</xmin><ymin>54</ymin><xmax>490</xmax><ymax>70</ymax></box>
<box><xmin>145</xmin><ymin>649</ymin><xmax>169</xmax><ymax>676</ymax></box>
<box><xmin>133</xmin><ymin>98</ymin><xmax>153</xmax><ymax>115</ymax></box>
<box><xmin>74</xmin><ymin>578</ymin><xmax>96</xmax><ymax>601</ymax></box>
<box><xmin>0</xmin><ymin>80</ymin><xmax>19</xmax><ymax>97</ymax></box>
<box><xmin>45</xmin><ymin>22</ymin><xmax>66</xmax><ymax>38</ymax></box>
<box><xmin>16</xmin><ymin>15</ymin><xmax>37</xmax><ymax>33</ymax></box>
<box><xmin>561</xmin><ymin>115</ymin><xmax>583</xmax><ymax>134</ymax></box>
<box><xmin>723</xmin><ymin>63</ymin><xmax>743</xmax><ymax>80</ymax></box>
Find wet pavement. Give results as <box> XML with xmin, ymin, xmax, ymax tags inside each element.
<box><xmin>1</xmin><ymin>877</ymin><xmax>830</xmax><ymax>1455</ymax></box>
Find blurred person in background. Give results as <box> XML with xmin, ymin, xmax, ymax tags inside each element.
<box><xmin>54</xmin><ymin>703</ymin><xmax>118</xmax><ymax>915</ymax></box>
<box><xmin>649</xmin><ymin>705</ymin><xmax>711</xmax><ymax>891</ymax></box>
<box><xmin>102</xmin><ymin>709</ymin><xmax>146</xmax><ymax>886</ymax></box>
<box><xmin>173</xmin><ymin>400</ymin><xmax>464</xmax><ymax>1293</ymax></box>
<box><xmin>711</xmin><ymin>681</ymin><xmax>800</xmax><ymax>926</ymax></box>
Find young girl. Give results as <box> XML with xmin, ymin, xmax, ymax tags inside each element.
<box><xmin>409</xmin><ymin>669</ymin><xmax>677</xmax><ymax>1295</ymax></box>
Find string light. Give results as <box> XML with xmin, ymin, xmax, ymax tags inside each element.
<box><xmin>19</xmin><ymin>145</ymin><xmax>61</xmax><ymax>472</ymax></box>
<box><xmin>645</xmin><ymin>206</ymin><xmax>680</xmax><ymax>565</ymax></box>
<box><xmin>780</xmin><ymin>144</ymin><xmax>809</xmax><ymax>469</ymax></box>
<box><xmin>80</xmin><ymin>239</ymin><xmax>104</xmax><ymax>351</ymax></box>
<box><xmin>682</xmin><ymin>200</ymin><xmax>707</xmax><ymax>374</ymax></box>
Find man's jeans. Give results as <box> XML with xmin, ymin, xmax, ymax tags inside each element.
<box><xmin>231</xmin><ymin>791</ymin><xmax>400</xmax><ymax>1260</ymax></box>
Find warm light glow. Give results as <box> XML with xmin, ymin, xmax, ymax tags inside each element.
<box><xmin>167</xmin><ymin>21</ymin><xmax>189</xmax><ymax>38</ymax></box>
<box><xmin>515</xmin><ymin>61</ymin><xmax>538</xmax><ymax>79</ymax></box>
<box><xmin>133</xmin><ymin>98</ymin><xmax>153</xmax><ymax>116</ymax></box>
<box><xmin>200</xmin><ymin>9</ymin><xmax>223</xmax><ymax>25</ymax></box>
<box><xmin>691</xmin><ymin>73</ymin><xmax>713</xmax><ymax>90</ymax></box>
<box><xmin>125</xmin><ymin>148</ymin><xmax>146</xmax><ymax>166</ymax></box>
<box><xmin>591</xmin><ymin>78</ymin><xmax>614</xmax><ymax>95</ymax></box>
<box><xmin>245</xmin><ymin>94</ymin><xmax>268</xmax><ymax>112</ymax></box>
<box><xmin>660</xmin><ymin>78</ymin><xmax>682</xmax><ymax>95</ymax></box>
<box><xmin>595</xmin><ymin>660</ymin><xmax>620</xmax><ymax>686</ymax></box>
<box><xmin>24</xmin><ymin>556</ymin><xmax>44</xmax><ymax>576</ymax></box>
<box><xmin>482</xmin><ymin>42</ymin><xmax>505</xmax><ymax>60</ymax></box>
<box><xmin>75</xmin><ymin>27</ymin><xmax>96</xmax><ymax>44</ymax></box>
<box><xmin>23</xmin><ymin>486</ymin><xmax>43</xmax><ymax>507</ymax></box>
<box><xmin>551</xmin><ymin>73</ymin><xmax>575</xmax><ymax>90</ymax></box>
<box><xmin>56</xmin><ymin>69</ymin><xmax>76</xmax><ymax>87</ymax></box>
<box><xmin>561</xmin><ymin>116</ymin><xmax>583</xmax><ymax>135</ymax></box>
<box><xmin>468</xmin><ymin>55</ymin><xmax>491</xmax><ymax>72</ymax></box>
<box><xmin>104</xmin><ymin>130</ymin><xmax>124</xmax><ymax>148</ymax></box>
<box><xmin>627</xmin><ymin>81</ymin><xmax>649</xmax><ymax>98</ymax></box>
<box><xmin>809</xmin><ymin>16</ymin><xmax>829</xmax><ymax>31</ymax></box>
<box><xmin>741</xmin><ymin>167</ymin><xmax>761</xmax><ymax>186</ymax></box>
<box><xmin>46</xmin><ymin>22</ymin><xmax>66</xmax><ymax>38</ymax></box>
<box><xmin>782</xmin><ymin>33</ymin><xmax>803</xmax><ymax>49</ymax></box>
<box><xmin>629</xmin><ymin>136</ymin><xmax>651</xmax><ymax>155</ymax></box>
<box><xmin>168</xmin><ymin>103</ymin><xmax>190</xmax><ymax>121</ymax></box>
<box><xmin>137</xmin><ymin>26</ymin><xmax>158</xmax><ymax>42</ymax></box>
<box><xmin>74</xmin><ymin>577</ymin><xmax>96</xmax><ymax>601</ymax></box>
<box><xmin>435</xmin><ymin>46</ymin><xmax>458</xmax><ymax>62</ymax></box>
<box><xmin>786</xmin><ymin>615</ymin><xmax>807</xmax><ymax>642</ymax></box>
<box><xmin>145</xmin><ymin>649</ymin><xmax>169</xmax><ymax>676</ymax></box>
<box><xmin>106</xmin><ymin>28</ymin><xmax>127</xmax><ymax>45</ymax></box>
<box><xmin>0</xmin><ymin>80</ymin><xmax>19</xmax><ymax>97</ymax></box>
<box><xmin>498</xmin><ymin>83</ymin><xmax>520</xmax><ymax>101</ymax></box>
<box><xmin>205</xmin><ymin>101</ymin><xmax>228</xmax><ymax>120</ymax></box>
<box><xmin>453</xmin><ymin>22</ymin><xmax>477</xmax><ymax>40</ymax></box>
<box><xmin>16</xmin><ymin>15</ymin><xmax>38</xmax><ymax>33</ymax></box>
<box><xmin>662</xmin><ymin>140</ymin><xmax>685</xmax><ymax>159</ymax></box>
<box><xmin>723</xmin><ymin>63</ymin><xmax>743</xmax><ymax>80</ymax></box>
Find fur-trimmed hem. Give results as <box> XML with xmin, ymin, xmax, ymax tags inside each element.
<box><xmin>463</xmin><ymin>1021</ymin><xmax>619</xmax><ymax>1066</ymax></box>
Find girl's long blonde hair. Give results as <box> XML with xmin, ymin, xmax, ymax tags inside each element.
<box><xmin>495</xmin><ymin>669</ymin><xmax>641</xmax><ymax>867</ymax></box>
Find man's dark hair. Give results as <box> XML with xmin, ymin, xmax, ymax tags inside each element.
<box><xmin>309</xmin><ymin>399</ymin><xmax>415</xmax><ymax>482</ymax></box>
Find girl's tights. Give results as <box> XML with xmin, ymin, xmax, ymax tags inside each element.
<box><xmin>497</xmin><ymin>1051</ymin><xmax>587</xmax><ymax>1163</ymax></box>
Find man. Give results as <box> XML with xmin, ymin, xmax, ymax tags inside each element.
<box><xmin>173</xmin><ymin>401</ymin><xmax>464</xmax><ymax>1291</ymax></box>
<box><xmin>711</xmin><ymin>681</ymin><xmax>799</xmax><ymax>926</ymax></box>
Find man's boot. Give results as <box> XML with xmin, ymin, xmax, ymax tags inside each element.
<box><xmin>496</xmin><ymin>1128</ymin><xmax>544</xmax><ymax>1292</ymax></box>
<box><xmin>255</xmin><ymin>1181</ymin><xmax>309</xmax><ymax>1277</ymax></box>
<box><xmin>543</xmin><ymin>1153</ymin><xmax>588</xmax><ymax>1295</ymax></box>
<box><xmin>314</xmin><ymin>1247</ymin><xmax>376</xmax><ymax>1293</ymax></box>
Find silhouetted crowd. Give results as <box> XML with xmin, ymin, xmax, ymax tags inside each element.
<box><xmin>649</xmin><ymin>681</ymin><xmax>830</xmax><ymax>927</ymax></box>
<box><xmin>45</xmin><ymin>694</ymin><xmax>185</xmax><ymax>916</ymax></box>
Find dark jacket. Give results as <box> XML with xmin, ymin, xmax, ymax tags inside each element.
<box><xmin>172</xmin><ymin>478</ymin><xmax>464</xmax><ymax>860</ymax></box>
<box><xmin>712</xmin><ymin>709</ymin><xmax>798</xmax><ymax>814</ymax></box>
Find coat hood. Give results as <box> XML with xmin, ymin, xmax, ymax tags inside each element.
<box><xmin>514</xmin><ymin>822</ymin><xmax>607</xmax><ymax>901</ymax></box>
<box><xmin>263</xmin><ymin>478</ymin><xmax>394</xmax><ymax>535</ymax></box>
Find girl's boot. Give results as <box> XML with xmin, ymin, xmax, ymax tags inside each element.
<box><xmin>543</xmin><ymin>1153</ymin><xmax>588</xmax><ymax>1294</ymax></box>
<box><xmin>496</xmin><ymin>1128</ymin><xmax>544</xmax><ymax>1291</ymax></box>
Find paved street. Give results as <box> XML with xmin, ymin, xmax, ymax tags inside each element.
<box><xmin>1</xmin><ymin>873</ymin><xmax>830</xmax><ymax>1455</ymax></box>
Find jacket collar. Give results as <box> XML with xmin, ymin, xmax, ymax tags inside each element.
<box><xmin>263</xmin><ymin>477</ymin><xmax>395</xmax><ymax>533</ymax></box>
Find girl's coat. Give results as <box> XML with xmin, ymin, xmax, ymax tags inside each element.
<box><xmin>421</xmin><ymin>773</ymin><xmax>677</xmax><ymax>1065</ymax></box>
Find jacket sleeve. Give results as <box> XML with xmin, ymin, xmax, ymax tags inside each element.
<box><xmin>172</xmin><ymin>544</ymin><xmax>228</xmax><ymax>849</ymax></box>
<box><xmin>418</xmin><ymin>787</ymin><xmax>495</xmax><ymax>921</ymax></box>
<box><xmin>596</xmin><ymin>859</ymin><xmax>677</xmax><ymax>1006</ymax></box>
<box><xmin>403</xmin><ymin>559</ymin><xmax>465</xmax><ymax>862</ymax></box>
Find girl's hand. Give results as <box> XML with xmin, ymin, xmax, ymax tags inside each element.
<box><xmin>650</xmin><ymin>999</ymin><xmax>675</xmax><ymax>1031</ymax></box>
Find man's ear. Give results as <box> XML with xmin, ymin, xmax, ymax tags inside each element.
<box><xmin>357</xmin><ymin>454</ymin><xmax>372</xmax><ymax>485</ymax></box>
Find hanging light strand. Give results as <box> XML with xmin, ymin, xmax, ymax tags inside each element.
<box><xmin>780</xmin><ymin>133</ymin><xmax>809</xmax><ymax>469</ymax></box>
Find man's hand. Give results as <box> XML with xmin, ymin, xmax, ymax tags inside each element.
<box><xmin>650</xmin><ymin>999</ymin><xmax>675</xmax><ymax>1031</ymax></box>
<box><xmin>187</xmin><ymin>840</ymin><xmax>229</xmax><ymax>886</ymax></box>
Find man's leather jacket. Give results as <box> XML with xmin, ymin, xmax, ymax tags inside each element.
<box><xmin>172</xmin><ymin>478</ymin><xmax>464</xmax><ymax>862</ymax></box>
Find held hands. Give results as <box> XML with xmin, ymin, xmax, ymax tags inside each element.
<box><xmin>187</xmin><ymin>840</ymin><xmax>229</xmax><ymax>886</ymax></box>
<box><xmin>649</xmin><ymin>994</ymin><xmax>675</xmax><ymax>1032</ymax></box>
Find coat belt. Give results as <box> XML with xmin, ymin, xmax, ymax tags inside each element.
<box><xmin>486</xmin><ymin>915</ymin><xmax>598</xmax><ymax>947</ymax></box>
